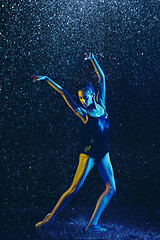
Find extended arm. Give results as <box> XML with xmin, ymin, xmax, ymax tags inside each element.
<box><xmin>32</xmin><ymin>75</ymin><xmax>88</xmax><ymax>123</ymax></box>
<box><xmin>85</xmin><ymin>53</ymin><xmax>106</xmax><ymax>108</ymax></box>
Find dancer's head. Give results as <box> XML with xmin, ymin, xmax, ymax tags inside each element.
<box><xmin>78</xmin><ymin>82</ymin><xmax>95</xmax><ymax>108</ymax></box>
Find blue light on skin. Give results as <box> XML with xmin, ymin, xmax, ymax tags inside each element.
<box><xmin>78</xmin><ymin>89</ymin><xmax>107</xmax><ymax>132</ymax></box>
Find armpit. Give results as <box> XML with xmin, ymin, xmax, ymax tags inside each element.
<box><xmin>76</xmin><ymin>107</ymin><xmax>88</xmax><ymax>124</ymax></box>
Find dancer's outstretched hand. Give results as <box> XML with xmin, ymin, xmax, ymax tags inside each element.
<box><xmin>84</xmin><ymin>52</ymin><xmax>94</xmax><ymax>61</ymax></box>
<box><xmin>31</xmin><ymin>75</ymin><xmax>48</xmax><ymax>83</ymax></box>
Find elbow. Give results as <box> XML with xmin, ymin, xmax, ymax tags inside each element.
<box><xmin>100</xmin><ymin>73</ymin><xmax>105</xmax><ymax>80</ymax></box>
<box><xmin>82</xmin><ymin>116</ymin><xmax>88</xmax><ymax>124</ymax></box>
<box><xmin>98</xmin><ymin>75</ymin><xmax>105</xmax><ymax>84</ymax></box>
<box><xmin>59</xmin><ymin>88</ymin><xmax>65</xmax><ymax>96</ymax></box>
<box><xmin>82</xmin><ymin>119</ymin><xmax>87</xmax><ymax>124</ymax></box>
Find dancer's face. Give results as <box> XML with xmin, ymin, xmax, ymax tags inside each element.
<box><xmin>78</xmin><ymin>90</ymin><xmax>94</xmax><ymax>108</ymax></box>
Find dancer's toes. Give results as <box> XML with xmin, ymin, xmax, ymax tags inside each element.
<box><xmin>35</xmin><ymin>213</ymin><xmax>51</xmax><ymax>230</ymax></box>
<box><xmin>35</xmin><ymin>220</ymin><xmax>50</xmax><ymax>230</ymax></box>
<box><xmin>85</xmin><ymin>224</ymin><xmax>107</xmax><ymax>232</ymax></box>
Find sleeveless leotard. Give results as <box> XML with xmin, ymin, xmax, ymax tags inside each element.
<box><xmin>81</xmin><ymin>107</ymin><xmax>110</xmax><ymax>162</ymax></box>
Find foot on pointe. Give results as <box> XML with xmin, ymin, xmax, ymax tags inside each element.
<box><xmin>85</xmin><ymin>224</ymin><xmax>107</xmax><ymax>232</ymax></box>
<box><xmin>35</xmin><ymin>213</ymin><xmax>52</xmax><ymax>230</ymax></box>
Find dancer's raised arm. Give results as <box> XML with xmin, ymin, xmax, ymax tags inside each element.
<box><xmin>32</xmin><ymin>75</ymin><xmax>88</xmax><ymax>123</ymax></box>
<box><xmin>85</xmin><ymin>53</ymin><xmax>106</xmax><ymax>108</ymax></box>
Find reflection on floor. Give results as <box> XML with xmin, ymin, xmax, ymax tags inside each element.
<box><xmin>1</xmin><ymin>206</ymin><xmax>160</xmax><ymax>239</ymax></box>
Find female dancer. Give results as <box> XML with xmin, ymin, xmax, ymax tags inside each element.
<box><xmin>32</xmin><ymin>53</ymin><xmax>116</xmax><ymax>232</ymax></box>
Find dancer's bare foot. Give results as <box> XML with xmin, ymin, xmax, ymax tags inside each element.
<box><xmin>85</xmin><ymin>223</ymin><xmax>107</xmax><ymax>232</ymax></box>
<box><xmin>35</xmin><ymin>213</ymin><xmax>52</xmax><ymax>230</ymax></box>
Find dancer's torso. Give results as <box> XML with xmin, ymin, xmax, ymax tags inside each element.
<box><xmin>81</xmin><ymin>104</ymin><xmax>110</xmax><ymax>162</ymax></box>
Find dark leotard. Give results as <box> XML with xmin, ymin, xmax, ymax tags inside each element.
<box><xmin>81</xmin><ymin>107</ymin><xmax>110</xmax><ymax>162</ymax></box>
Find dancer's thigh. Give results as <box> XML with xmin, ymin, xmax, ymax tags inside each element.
<box><xmin>97</xmin><ymin>153</ymin><xmax>116</xmax><ymax>189</ymax></box>
<box><xmin>71</xmin><ymin>153</ymin><xmax>95</xmax><ymax>192</ymax></box>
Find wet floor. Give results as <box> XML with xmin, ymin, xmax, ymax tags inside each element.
<box><xmin>1</xmin><ymin>206</ymin><xmax>160</xmax><ymax>239</ymax></box>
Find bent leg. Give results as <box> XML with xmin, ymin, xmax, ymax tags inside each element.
<box><xmin>86</xmin><ymin>152</ymin><xmax>116</xmax><ymax>230</ymax></box>
<box><xmin>35</xmin><ymin>154</ymin><xmax>94</xmax><ymax>228</ymax></box>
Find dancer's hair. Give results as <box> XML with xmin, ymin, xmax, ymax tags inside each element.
<box><xmin>79</xmin><ymin>82</ymin><xmax>95</xmax><ymax>95</ymax></box>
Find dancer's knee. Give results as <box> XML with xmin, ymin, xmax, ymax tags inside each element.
<box><xmin>111</xmin><ymin>184</ymin><xmax>116</xmax><ymax>195</ymax></box>
<box><xmin>68</xmin><ymin>184</ymin><xmax>79</xmax><ymax>196</ymax></box>
<box><xmin>106</xmin><ymin>183</ymin><xmax>116</xmax><ymax>195</ymax></box>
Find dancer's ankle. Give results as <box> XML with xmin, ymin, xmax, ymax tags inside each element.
<box><xmin>48</xmin><ymin>215</ymin><xmax>55</xmax><ymax>225</ymax></box>
<box><xmin>85</xmin><ymin>222</ymin><xmax>96</xmax><ymax>231</ymax></box>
